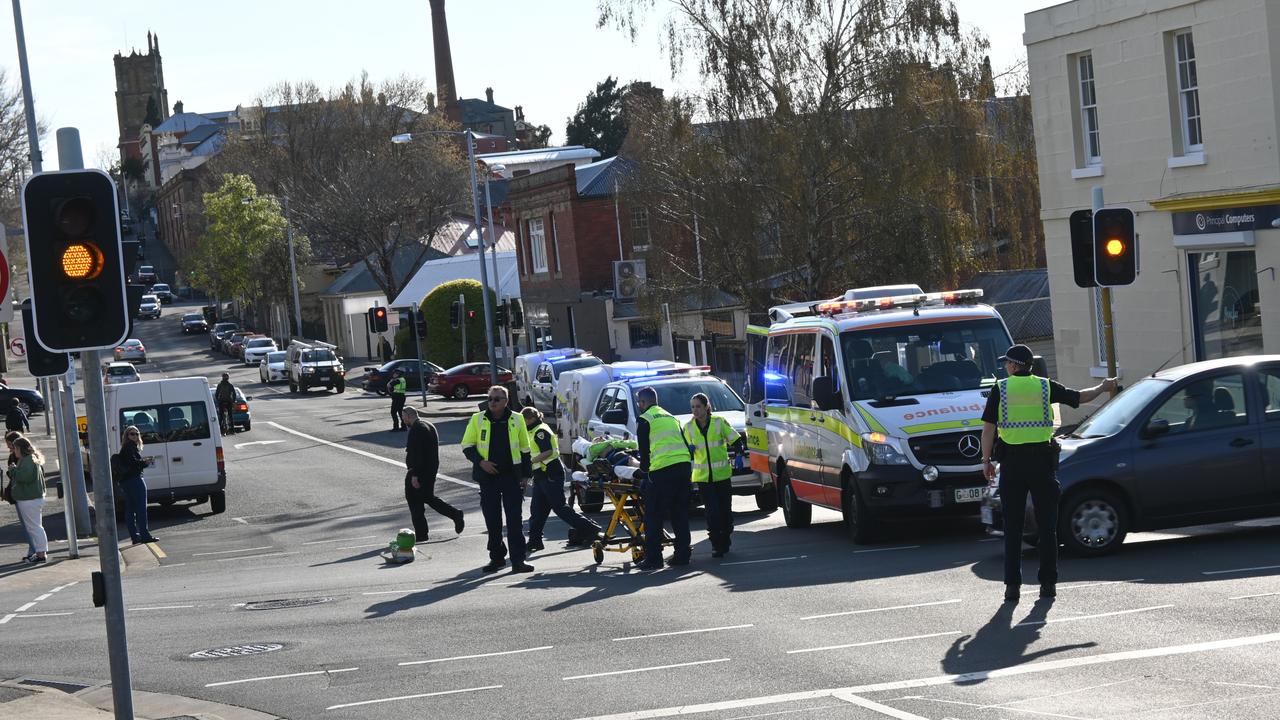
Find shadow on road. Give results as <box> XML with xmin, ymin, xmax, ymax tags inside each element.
<box><xmin>941</xmin><ymin>599</ymin><xmax>1096</xmax><ymax>683</ymax></box>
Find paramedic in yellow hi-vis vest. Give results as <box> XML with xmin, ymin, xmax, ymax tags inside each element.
<box><xmin>461</xmin><ymin>385</ymin><xmax>535</xmax><ymax>574</ymax></box>
<box><xmin>980</xmin><ymin>344</ymin><xmax>1116</xmax><ymax>603</ymax></box>
<box><xmin>685</xmin><ymin>392</ymin><xmax>744</xmax><ymax>558</ymax></box>
<box><xmin>635</xmin><ymin>386</ymin><xmax>694</xmax><ymax>570</ymax></box>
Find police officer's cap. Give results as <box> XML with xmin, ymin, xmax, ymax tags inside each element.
<box><xmin>998</xmin><ymin>344</ymin><xmax>1034</xmax><ymax>367</ymax></box>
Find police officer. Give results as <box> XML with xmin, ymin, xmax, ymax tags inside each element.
<box><xmin>980</xmin><ymin>344</ymin><xmax>1116</xmax><ymax>602</ymax></box>
<box><xmin>388</xmin><ymin>370</ymin><xmax>407</xmax><ymax>431</ymax></box>
<box><xmin>521</xmin><ymin>407</ymin><xmax>601</xmax><ymax>552</ymax></box>
<box><xmin>635</xmin><ymin>386</ymin><xmax>693</xmax><ymax>569</ymax></box>
<box><xmin>685</xmin><ymin>392</ymin><xmax>744</xmax><ymax>558</ymax></box>
<box><xmin>461</xmin><ymin>385</ymin><xmax>535</xmax><ymax>573</ymax></box>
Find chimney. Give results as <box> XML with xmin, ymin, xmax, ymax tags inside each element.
<box><xmin>173</xmin><ymin>100</ymin><xmax>184</xmax><ymax>115</ymax></box>
<box><xmin>429</xmin><ymin>0</ymin><xmax>460</xmax><ymax>122</ymax></box>
<box><xmin>485</xmin><ymin>87</ymin><xmax>494</xmax><ymax>104</ymax></box>
<box><xmin>515</xmin><ymin>105</ymin><xmax>525</xmax><ymax>122</ymax></box>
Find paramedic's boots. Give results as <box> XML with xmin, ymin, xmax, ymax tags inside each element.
<box><xmin>526</xmin><ymin>537</ymin><xmax>545</xmax><ymax>553</ymax></box>
<box><xmin>454</xmin><ymin>513</ymin><xmax>465</xmax><ymax>535</ymax></box>
<box><xmin>511</xmin><ymin>562</ymin><xmax>535</xmax><ymax>573</ymax></box>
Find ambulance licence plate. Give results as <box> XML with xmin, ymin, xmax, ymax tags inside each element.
<box><xmin>954</xmin><ymin>487</ymin><xmax>984</xmax><ymax>503</ymax></box>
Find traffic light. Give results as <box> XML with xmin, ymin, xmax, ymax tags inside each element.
<box><xmin>448</xmin><ymin>300</ymin><xmax>461</xmax><ymax>329</ymax></box>
<box><xmin>22</xmin><ymin>169</ymin><xmax>129</xmax><ymax>351</ymax></box>
<box><xmin>509</xmin><ymin>298</ymin><xmax>523</xmax><ymax>329</ymax></box>
<box><xmin>1093</xmin><ymin>208</ymin><xmax>1138</xmax><ymax>286</ymax></box>
<box><xmin>368</xmin><ymin>306</ymin><xmax>388</xmax><ymax>333</ymax></box>
<box><xmin>20</xmin><ymin>301</ymin><xmax>69</xmax><ymax>377</ymax></box>
<box><xmin>495</xmin><ymin>305</ymin><xmax>507</xmax><ymax>327</ymax></box>
<box><xmin>1069</xmin><ymin>209</ymin><xmax>1096</xmax><ymax>289</ymax></box>
<box><xmin>466</xmin><ymin>310</ymin><xmax>476</xmax><ymax>320</ymax></box>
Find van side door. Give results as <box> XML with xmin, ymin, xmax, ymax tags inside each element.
<box><xmin>814</xmin><ymin>332</ymin><xmax>848</xmax><ymax>502</ymax></box>
<box><xmin>116</xmin><ymin>405</ymin><xmax>169</xmax><ymax>495</ymax></box>
<box><xmin>161</xmin><ymin>399</ymin><xmax>215</xmax><ymax>493</ymax></box>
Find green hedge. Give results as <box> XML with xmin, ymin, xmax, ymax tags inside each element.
<box><xmin>416</xmin><ymin>278</ymin><xmax>496</xmax><ymax>368</ymax></box>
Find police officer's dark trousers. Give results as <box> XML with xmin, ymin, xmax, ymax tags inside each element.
<box><xmin>403</xmin><ymin>471</ymin><xmax>460</xmax><ymax>540</ymax></box>
<box><xmin>700</xmin><ymin>479</ymin><xmax>734</xmax><ymax>552</ymax></box>
<box><xmin>390</xmin><ymin>393</ymin><xmax>406</xmax><ymax>429</ymax></box>
<box><xmin>643</xmin><ymin>463</ymin><xmax>691</xmax><ymax>562</ymax></box>
<box><xmin>528</xmin><ymin>463</ymin><xmax>600</xmax><ymax>541</ymax></box>
<box><xmin>479</xmin><ymin>473</ymin><xmax>527</xmax><ymax>564</ymax></box>
<box><xmin>998</xmin><ymin>442</ymin><xmax>1060</xmax><ymax>587</ymax></box>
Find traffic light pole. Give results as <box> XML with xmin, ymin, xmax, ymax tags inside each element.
<box><xmin>459</xmin><ymin>294</ymin><xmax>467</xmax><ymax>364</ymax></box>
<box><xmin>410</xmin><ymin>307</ymin><xmax>427</xmax><ymax>405</ymax></box>
<box><xmin>1093</xmin><ymin>186</ymin><xmax>1119</xmax><ymax>385</ymax></box>
<box><xmin>464</xmin><ymin>131</ymin><xmax>499</xmax><ymax>386</ymax></box>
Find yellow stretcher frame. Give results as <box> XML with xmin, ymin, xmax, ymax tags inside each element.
<box><xmin>584</xmin><ymin>474</ymin><xmax>672</xmax><ymax>565</ymax></box>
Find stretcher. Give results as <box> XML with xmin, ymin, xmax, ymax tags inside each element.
<box><xmin>570</xmin><ymin>439</ymin><xmax>672</xmax><ymax>565</ymax></box>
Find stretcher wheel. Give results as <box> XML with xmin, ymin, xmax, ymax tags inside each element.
<box><xmin>592</xmin><ymin>541</ymin><xmax>604</xmax><ymax>565</ymax></box>
<box><xmin>631</xmin><ymin>546</ymin><xmax>645</xmax><ymax>564</ymax></box>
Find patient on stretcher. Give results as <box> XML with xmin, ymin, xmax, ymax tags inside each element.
<box><xmin>586</xmin><ymin>437</ymin><xmax>639</xmax><ymax>468</ymax></box>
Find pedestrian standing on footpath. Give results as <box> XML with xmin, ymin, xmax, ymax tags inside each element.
<box><xmin>6</xmin><ymin>430</ymin><xmax>23</xmax><ymax>468</ymax></box>
<box><xmin>635</xmin><ymin>386</ymin><xmax>693</xmax><ymax>570</ymax></box>
<box><xmin>980</xmin><ymin>344</ymin><xmax>1116</xmax><ymax>602</ymax></box>
<box><xmin>214</xmin><ymin>373</ymin><xmax>236</xmax><ymax>434</ymax></box>
<box><xmin>388</xmin><ymin>371</ymin><xmax>407</xmax><ymax>431</ymax></box>
<box><xmin>521</xmin><ymin>407</ymin><xmax>601</xmax><ymax>553</ymax></box>
<box><xmin>115</xmin><ymin>425</ymin><xmax>157</xmax><ymax>546</ymax></box>
<box><xmin>5</xmin><ymin>398</ymin><xmax>29</xmax><ymax>434</ymax></box>
<box><xmin>460</xmin><ymin>386</ymin><xmax>534</xmax><ymax>573</ymax></box>
<box><xmin>9</xmin><ymin>436</ymin><xmax>48</xmax><ymax>563</ymax></box>
<box><xmin>685</xmin><ymin>392</ymin><xmax>744</xmax><ymax>558</ymax></box>
<box><xmin>401</xmin><ymin>406</ymin><xmax>463</xmax><ymax>542</ymax></box>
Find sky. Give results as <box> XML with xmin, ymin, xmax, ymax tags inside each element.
<box><xmin>0</xmin><ymin>0</ymin><xmax>1057</xmax><ymax>171</ymax></box>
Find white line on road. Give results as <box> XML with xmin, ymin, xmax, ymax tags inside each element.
<box><xmin>10</xmin><ymin>612</ymin><xmax>74</xmax><ymax>618</ymax></box>
<box><xmin>720</xmin><ymin>555</ymin><xmax>806</xmax><ymax>567</ymax></box>
<box><xmin>303</xmin><ymin>535</ymin><xmax>378</xmax><ymax>545</ymax></box>
<box><xmin>571</xmin><ymin>632</ymin><xmax>1280</xmax><ymax>720</ymax></box>
<box><xmin>335</xmin><ymin>543</ymin><xmax>387</xmax><ymax>550</ymax></box>
<box><xmin>267</xmin><ymin>421</ymin><xmax>478</xmax><ymax>489</ymax></box>
<box><xmin>906</xmin><ymin>695</ymin><xmax>1099</xmax><ymax>720</ymax></box>
<box><xmin>325</xmin><ymin>685</ymin><xmax>502</xmax><ymax>710</ymax></box>
<box><xmin>801</xmin><ymin>599</ymin><xmax>960</xmax><ymax>621</ymax></box>
<box><xmin>1202</xmin><ymin>563</ymin><xmax>1280</xmax><ymax>576</ymax></box>
<box><xmin>1230</xmin><ymin>591</ymin><xmax>1280</xmax><ymax>600</ymax></box>
<box><xmin>1210</xmin><ymin>681</ymin><xmax>1278</xmax><ymax>690</ymax></box>
<box><xmin>832</xmin><ymin>691</ymin><xmax>930</xmax><ymax>720</ymax></box>
<box><xmin>233</xmin><ymin>440</ymin><xmax>286</xmax><ymax>449</ymax></box>
<box><xmin>206</xmin><ymin>667</ymin><xmax>359</xmax><ymax>687</ymax></box>
<box><xmin>192</xmin><ymin>545</ymin><xmax>275</xmax><ymax>556</ymax></box>
<box><xmin>1056</xmin><ymin>579</ymin><xmax>1144</xmax><ymax>591</ymax></box>
<box><xmin>398</xmin><ymin>645</ymin><xmax>553</xmax><ymax>666</ymax></box>
<box><xmin>1014</xmin><ymin>605</ymin><xmax>1173</xmax><ymax>628</ymax></box>
<box><xmin>0</xmin><ymin>615</ymin><xmax>13</xmax><ymax>624</ymax></box>
<box><xmin>853</xmin><ymin>545</ymin><xmax>920</xmax><ymax>554</ymax></box>
<box><xmin>14</xmin><ymin>602</ymin><xmax>36</xmax><ymax>612</ymax></box>
<box><xmin>724</xmin><ymin>706</ymin><xmax>843</xmax><ymax>720</ymax></box>
<box><xmin>33</xmin><ymin>594</ymin><xmax>51</xmax><ymax>602</ymax></box>
<box><xmin>565</xmin><ymin>658</ymin><xmax>730</xmax><ymax>681</ymax></box>
<box><xmin>50</xmin><ymin>581</ymin><xmax>78</xmax><ymax>592</ymax></box>
<box><xmin>128</xmin><ymin>605</ymin><xmax>195</xmax><ymax>612</ymax></box>
<box><xmin>362</xmin><ymin>588</ymin><xmax>432</xmax><ymax>596</ymax></box>
<box><xmin>613</xmin><ymin>624</ymin><xmax>755</xmax><ymax>642</ymax></box>
<box><xmin>215</xmin><ymin>551</ymin><xmax>299</xmax><ymax>562</ymax></box>
<box><xmin>786</xmin><ymin>631</ymin><xmax>961</xmax><ymax>655</ymax></box>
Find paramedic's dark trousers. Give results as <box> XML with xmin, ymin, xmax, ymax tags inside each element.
<box><xmin>998</xmin><ymin>443</ymin><xmax>1060</xmax><ymax>587</ymax></box>
<box><xmin>699</xmin><ymin>479</ymin><xmax>734</xmax><ymax>552</ymax></box>
<box><xmin>480</xmin><ymin>473</ymin><xmax>527</xmax><ymax>564</ymax></box>
<box><xmin>528</xmin><ymin>464</ymin><xmax>600</xmax><ymax>540</ymax></box>
<box><xmin>643</xmin><ymin>463</ymin><xmax>691</xmax><ymax>562</ymax></box>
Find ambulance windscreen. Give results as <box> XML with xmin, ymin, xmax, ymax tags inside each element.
<box><xmin>839</xmin><ymin>318</ymin><xmax>1011</xmax><ymax>400</ymax></box>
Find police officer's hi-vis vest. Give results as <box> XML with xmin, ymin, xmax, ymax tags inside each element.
<box><xmin>390</xmin><ymin>377</ymin><xmax>406</xmax><ymax>394</ymax></box>
<box><xmin>685</xmin><ymin>415</ymin><xmax>741</xmax><ymax>483</ymax></box>
<box><xmin>996</xmin><ymin>375</ymin><xmax>1054</xmax><ymax>445</ymax></box>
<box><xmin>530</xmin><ymin>422</ymin><xmax>560</xmax><ymax>472</ymax></box>
<box><xmin>641</xmin><ymin>405</ymin><xmax>691</xmax><ymax>472</ymax></box>
<box><xmin>461</xmin><ymin>410</ymin><xmax>530</xmax><ymax>463</ymax></box>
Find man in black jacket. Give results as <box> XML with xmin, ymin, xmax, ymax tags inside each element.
<box><xmin>402</xmin><ymin>406</ymin><xmax>464</xmax><ymax>542</ymax></box>
<box><xmin>4</xmin><ymin>398</ymin><xmax>28</xmax><ymax>433</ymax></box>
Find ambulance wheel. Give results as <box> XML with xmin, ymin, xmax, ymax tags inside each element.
<box><xmin>755</xmin><ymin>486</ymin><xmax>778</xmax><ymax>513</ymax></box>
<box><xmin>778</xmin><ymin>465</ymin><xmax>811</xmax><ymax>528</ymax></box>
<box><xmin>209</xmin><ymin>491</ymin><xmax>226</xmax><ymax>515</ymax></box>
<box><xmin>592</xmin><ymin>542</ymin><xmax>604</xmax><ymax>565</ymax></box>
<box><xmin>631</xmin><ymin>546</ymin><xmax>645</xmax><ymax>564</ymax></box>
<box><xmin>842</xmin><ymin>483</ymin><xmax>877</xmax><ymax>545</ymax></box>
<box><xmin>580</xmin><ymin>488</ymin><xmax>604</xmax><ymax>514</ymax></box>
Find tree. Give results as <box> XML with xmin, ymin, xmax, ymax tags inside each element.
<box><xmin>565</xmin><ymin>76</ymin><xmax>628</xmax><ymax>157</ymax></box>
<box><xmin>525</xmin><ymin>123</ymin><xmax>553</xmax><ymax>149</ymax></box>
<box><xmin>0</xmin><ymin>69</ymin><xmax>43</xmax><ymax>225</ymax></box>
<box><xmin>395</xmin><ymin>278</ymin><xmax>495</xmax><ymax>368</ymax></box>
<box><xmin>212</xmin><ymin>74</ymin><xmax>469</xmax><ymax>305</ymax></box>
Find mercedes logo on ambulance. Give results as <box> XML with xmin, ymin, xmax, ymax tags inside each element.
<box><xmin>957</xmin><ymin>434</ymin><xmax>981</xmax><ymax>458</ymax></box>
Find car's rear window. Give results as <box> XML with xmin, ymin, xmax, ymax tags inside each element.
<box><xmin>266</xmin><ymin>352</ymin><xmax>286</xmax><ymax>362</ymax></box>
<box><xmin>183</xmin><ymin>314</ymin><xmax>202</xmax><ymax>321</ymax></box>
<box><xmin>247</xmin><ymin>339</ymin><xmax>274</xmax><ymax>348</ymax></box>
<box><xmin>302</xmin><ymin>350</ymin><xmax>336</xmax><ymax>362</ymax></box>
<box><xmin>107</xmin><ymin>366</ymin><xmax>135</xmax><ymax>376</ymax></box>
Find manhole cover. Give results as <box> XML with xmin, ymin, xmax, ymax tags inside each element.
<box><xmin>189</xmin><ymin>643</ymin><xmax>284</xmax><ymax>660</ymax></box>
<box><xmin>243</xmin><ymin>597</ymin><xmax>334</xmax><ymax>611</ymax></box>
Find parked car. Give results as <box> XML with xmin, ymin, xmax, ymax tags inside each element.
<box><xmin>983</xmin><ymin>355</ymin><xmax>1280</xmax><ymax>557</ymax></box>
<box><xmin>0</xmin><ymin>387</ymin><xmax>45</xmax><ymax>416</ymax></box>
<box><xmin>137</xmin><ymin>294</ymin><xmax>161</xmax><ymax>320</ymax></box>
<box><xmin>103</xmin><ymin>361</ymin><xmax>141</xmax><ymax>385</ymax></box>
<box><xmin>181</xmin><ymin>313</ymin><xmax>209</xmax><ymax>334</ymax></box>
<box><xmin>259</xmin><ymin>351</ymin><xmax>287</xmax><ymax>384</ymax></box>
<box><xmin>429</xmin><ymin>362</ymin><xmax>514</xmax><ymax>400</ymax></box>
<box><xmin>222</xmin><ymin>330</ymin><xmax>255</xmax><ymax>356</ymax></box>
<box><xmin>136</xmin><ymin>265</ymin><xmax>157</xmax><ymax>284</ymax></box>
<box><xmin>210</xmin><ymin>322</ymin><xmax>238</xmax><ymax>350</ymax></box>
<box><xmin>114</xmin><ymin>339</ymin><xmax>147</xmax><ymax>364</ymax></box>
<box><xmin>362</xmin><ymin>359</ymin><xmax>444</xmax><ymax>394</ymax></box>
<box><xmin>149</xmin><ymin>283</ymin><xmax>174</xmax><ymax>304</ymax></box>
<box><xmin>210</xmin><ymin>386</ymin><xmax>252</xmax><ymax>432</ymax></box>
<box><xmin>242</xmin><ymin>337</ymin><xmax>278</xmax><ymax>365</ymax></box>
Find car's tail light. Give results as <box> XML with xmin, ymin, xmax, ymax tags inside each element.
<box><xmin>216</xmin><ymin>446</ymin><xmax>225</xmax><ymax>475</ymax></box>
<box><xmin>236</xmin><ymin>403</ymin><xmax>248</xmax><ymax>411</ymax></box>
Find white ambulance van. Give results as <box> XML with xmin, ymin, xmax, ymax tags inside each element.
<box><xmin>747</xmin><ymin>286</ymin><xmax>1022</xmax><ymax>543</ymax></box>
<box><xmin>513</xmin><ymin>348</ymin><xmax>588</xmax><ymax>407</ymax></box>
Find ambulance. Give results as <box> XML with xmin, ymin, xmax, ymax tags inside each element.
<box><xmin>745</xmin><ymin>285</ymin><xmax>1027</xmax><ymax>543</ymax></box>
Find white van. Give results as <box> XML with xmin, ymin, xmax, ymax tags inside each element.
<box><xmin>514</xmin><ymin>348</ymin><xmax>589</xmax><ymax>407</ymax></box>
<box><xmin>104</xmin><ymin>377</ymin><xmax>227</xmax><ymax>513</ymax></box>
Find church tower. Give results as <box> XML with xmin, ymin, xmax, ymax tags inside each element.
<box><xmin>114</xmin><ymin>31</ymin><xmax>169</xmax><ymax>164</ymax></box>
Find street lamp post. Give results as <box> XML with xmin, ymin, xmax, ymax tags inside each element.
<box><xmin>481</xmin><ymin>162</ymin><xmax>511</xmax><ymax>367</ymax></box>
<box><xmin>244</xmin><ymin>194</ymin><xmax>303</xmax><ymax>339</ymax></box>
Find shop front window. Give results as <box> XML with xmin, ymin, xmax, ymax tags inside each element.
<box><xmin>1188</xmin><ymin>251</ymin><xmax>1263</xmax><ymax>360</ymax></box>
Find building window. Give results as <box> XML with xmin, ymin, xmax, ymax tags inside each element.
<box><xmin>1077</xmin><ymin>54</ymin><xmax>1101</xmax><ymax>165</ymax></box>
<box><xmin>528</xmin><ymin>217</ymin><xmax>548</xmax><ymax>273</ymax></box>
<box><xmin>1188</xmin><ymin>251</ymin><xmax>1262</xmax><ymax>361</ymax></box>
<box><xmin>629</xmin><ymin>321</ymin><xmax>660</xmax><ymax>348</ymax></box>
<box><xmin>1174</xmin><ymin>30</ymin><xmax>1203</xmax><ymax>153</ymax></box>
<box><xmin>550</xmin><ymin>213</ymin><xmax>561</xmax><ymax>272</ymax></box>
<box><xmin>631</xmin><ymin>207</ymin><xmax>651</xmax><ymax>250</ymax></box>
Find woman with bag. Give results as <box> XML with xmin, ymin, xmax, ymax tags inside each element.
<box><xmin>117</xmin><ymin>425</ymin><xmax>156</xmax><ymax>545</ymax></box>
<box><xmin>9</xmin><ymin>436</ymin><xmax>48</xmax><ymax>563</ymax></box>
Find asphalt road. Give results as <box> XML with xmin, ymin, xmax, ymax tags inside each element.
<box><xmin>3</xmin><ymin>302</ymin><xmax>1280</xmax><ymax>720</ymax></box>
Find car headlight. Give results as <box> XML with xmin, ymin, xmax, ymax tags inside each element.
<box><xmin>861</xmin><ymin>433</ymin><xmax>911</xmax><ymax>465</ymax></box>
<box><xmin>302</xmin><ymin>367</ymin><xmax>314</xmax><ymax>374</ymax></box>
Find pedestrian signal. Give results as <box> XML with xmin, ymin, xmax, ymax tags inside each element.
<box><xmin>1093</xmin><ymin>208</ymin><xmax>1137</xmax><ymax>286</ymax></box>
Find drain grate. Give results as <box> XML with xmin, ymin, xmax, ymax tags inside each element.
<box><xmin>243</xmin><ymin>597</ymin><xmax>334</xmax><ymax>611</ymax></box>
<box><xmin>189</xmin><ymin>643</ymin><xmax>284</xmax><ymax>660</ymax></box>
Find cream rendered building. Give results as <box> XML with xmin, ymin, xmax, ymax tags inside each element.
<box><xmin>1026</xmin><ymin>0</ymin><xmax>1277</xmax><ymax>419</ymax></box>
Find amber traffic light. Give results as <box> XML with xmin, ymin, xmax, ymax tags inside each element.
<box><xmin>1093</xmin><ymin>208</ymin><xmax>1137</xmax><ymax>286</ymax></box>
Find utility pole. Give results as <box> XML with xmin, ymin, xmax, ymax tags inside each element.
<box><xmin>464</xmin><ymin>131</ymin><xmax>498</xmax><ymax>385</ymax></box>
<box><xmin>1093</xmin><ymin>186</ymin><xmax>1118</xmax><ymax>380</ymax></box>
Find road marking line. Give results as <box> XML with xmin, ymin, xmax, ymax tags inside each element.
<box><xmin>1014</xmin><ymin>605</ymin><xmax>1173</xmax><ymax>628</ymax></box>
<box><xmin>362</xmin><ymin>588</ymin><xmax>432</xmax><ymax>596</ymax></box>
<box><xmin>233</xmin><ymin>440</ymin><xmax>286</xmax><ymax>449</ymax></box>
<box><xmin>565</xmin><ymin>658</ymin><xmax>730</xmax><ymax>681</ymax></box>
<box><xmin>14</xmin><ymin>602</ymin><xmax>36</xmax><ymax>612</ymax></box>
<box><xmin>335</xmin><ymin>543</ymin><xmax>386</xmax><ymax>550</ymax></box>
<box><xmin>206</xmin><ymin>667</ymin><xmax>359</xmax><ymax>687</ymax></box>
<box><xmin>572</xmin><ymin>633</ymin><xmax>1280</xmax><ymax>720</ymax></box>
<box><xmin>1056</xmin><ymin>579</ymin><xmax>1143</xmax><ymax>591</ymax></box>
<box><xmin>231</xmin><ymin>517</ymin><xmax>249</xmax><ymax>524</ymax></box>
<box><xmin>786</xmin><ymin>631</ymin><xmax>961</xmax><ymax>655</ymax></box>
<box><xmin>303</xmin><ymin>535</ymin><xmax>378</xmax><ymax>545</ymax></box>
<box><xmin>801</xmin><ymin>599</ymin><xmax>960</xmax><ymax>621</ymax></box>
<box><xmin>724</xmin><ymin>706</ymin><xmax>843</xmax><ymax>720</ymax></box>
<box><xmin>398</xmin><ymin>645</ymin><xmax>553</xmax><ymax>666</ymax></box>
<box><xmin>325</xmin><ymin>684</ymin><xmax>501</xmax><ymax>710</ymax></box>
<box><xmin>1124</xmin><ymin>691</ymin><xmax>1280</xmax><ymax>717</ymax></box>
<box><xmin>613</xmin><ymin>624</ymin><xmax>754</xmax><ymax>642</ymax></box>
<box><xmin>215</xmin><ymin>551</ymin><xmax>298</xmax><ymax>562</ymax></box>
<box><xmin>1230</xmin><ymin>591</ymin><xmax>1280</xmax><ymax>600</ymax></box>
<box><xmin>128</xmin><ymin>605</ymin><xmax>195</xmax><ymax>612</ymax></box>
<box><xmin>147</xmin><ymin>542</ymin><xmax>166</xmax><ymax>560</ymax></box>
<box><xmin>907</xmin><ymin>696</ymin><xmax>1098</xmax><ymax>719</ymax></box>
<box><xmin>832</xmin><ymin>691</ymin><xmax>930</xmax><ymax>720</ymax></box>
<box><xmin>267</xmin><ymin>421</ymin><xmax>478</xmax><ymax>489</ymax></box>
<box><xmin>1210</xmin><ymin>681</ymin><xmax>1278</xmax><ymax>689</ymax></box>
<box><xmin>193</xmin><ymin>545</ymin><xmax>274</xmax><ymax>556</ymax></box>
<box><xmin>487</xmin><ymin>579</ymin><xmax>551</xmax><ymax>586</ymax></box>
<box><xmin>11</xmin><ymin>612</ymin><xmax>74</xmax><ymax>618</ymax></box>
<box><xmin>853</xmin><ymin>545</ymin><xmax>920</xmax><ymax>554</ymax></box>
<box><xmin>0</xmin><ymin>614</ymin><xmax>15</xmax><ymax>624</ymax></box>
<box><xmin>980</xmin><ymin>676</ymin><xmax>1142</xmax><ymax>709</ymax></box>
<box><xmin>33</xmin><ymin>594</ymin><xmax>51</xmax><ymax>602</ymax></box>
<box><xmin>1202</xmin><ymin>563</ymin><xmax>1280</xmax><ymax>576</ymax></box>
<box><xmin>720</xmin><ymin>555</ymin><xmax>805</xmax><ymax>567</ymax></box>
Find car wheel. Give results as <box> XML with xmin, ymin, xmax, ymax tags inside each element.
<box><xmin>755</xmin><ymin>486</ymin><xmax>778</xmax><ymax>513</ymax></box>
<box><xmin>17</xmin><ymin>400</ymin><xmax>33</xmax><ymax>417</ymax></box>
<box><xmin>452</xmin><ymin>385</ymin><xmax>470</xmax><ymax>400</ymax></box>
<box><xmin>778</xmin><ymin>464</ymin><xmax>811</xmax><ymax>528</ymax></box>
<box><xmin>842</xmin><ymin>481</ymin><xmax>877</xmax><ymax>544</ymax></box>
<box><xmin>335</xmin><ymin>381</ymin><xmax>345</xmax><ymax>394</ymax></box>
<box><xmin>289</xmin><ymin>381</ymin><xmax>298</xmax><ymax>393</ymax></box>
<box><xmin>1060</xmin><ymin>487</ymin><xmax>1128</xmax><ymax>557</ymax></box>
<box><xmin>209</xmin><ymin>491</ymin><xmax>226</xmax><ymax>515</ymax></box>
